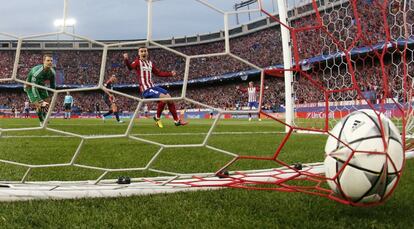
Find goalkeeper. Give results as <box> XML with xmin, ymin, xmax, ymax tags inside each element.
<box><xmin>24</xmin><ymin>54</ymin><xmax>56</xmax><ymax>125</ymax></box>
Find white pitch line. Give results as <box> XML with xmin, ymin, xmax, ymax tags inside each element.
<box><xmin>135</xmin><ymin>131</ymin><xmax>281</xmax><ymax>136</ymax></box>
<box><xmin>0</xmin><ymin>131</ymin><xmax>283</xmax><ymax>138</ymax></box>
<box><xmin>2</xmin><ymin>120</ymin><xmax>273</xmax><ymax>127</ymax></box>
<box><xmin>0</xmin><ymin>135</ymin><xmax>72</xmax><ymax>138</ymax></box>
<box><xmin>2</xmin><ymin>123</ymin><xmax>131</xmax><ymax>127</ymax></box>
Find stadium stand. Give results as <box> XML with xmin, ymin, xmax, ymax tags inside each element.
<box><xmin>0</xmin><ymin>0</ymin><xmax>413</xmax><ymax>114</ymax></box>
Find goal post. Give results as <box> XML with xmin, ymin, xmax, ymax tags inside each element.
<box><xmin>277</xmin><ymin>0</ymin><xmax>295</xmax><ymax>133</ymax></box>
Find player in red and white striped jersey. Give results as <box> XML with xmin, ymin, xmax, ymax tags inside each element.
<box><xmin>236</xmin><ymin>81</ymin><xmax>261</xmax><ymax>121</ymax></box>
<box><xmin>123</xmin><ymin>47</ymin><xmax>188</xmax><ymax>128</ymax></box>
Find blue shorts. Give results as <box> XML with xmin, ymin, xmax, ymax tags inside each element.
<box><xmin>248</xmin><ymin>102</ymin><xmax>258</xmax><ymax>109</ymax></box>
<box><xmin>142</xmin><ymin>87</ymin><xmax>169</xmax><ymax>98</ymax></box>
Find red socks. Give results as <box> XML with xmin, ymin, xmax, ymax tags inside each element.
<box><xmin>167</xmin><ymin>102</ymin><xmax>179</xmax><ymax>121</ymax></box>
<box><xmin>156</xmin><ymin>101</ymin><xmax>179</xmax><ymax>121</ymax></box>
<box><xmin>156</xmin><ymin>102</ymin><xmax>166</xmax><ymax>119</ymax></box>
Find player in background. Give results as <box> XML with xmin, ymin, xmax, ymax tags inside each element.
<box><xmin>102</xmin><ymin>75</ymin><xmax>124</xmax><ymax>123</ymax></box>
<box><xmin>123</xmin><ymin>47</ymin><xmax>188</xmax><ymax>128</ymax></box>
<box><xmin>95</xmin><ymin>102</ymin><xmax>100</xmax><ymax>117</ymax></box>
<box><xmin>63</xmin><ymin>92</ymin><xmax>74</xmax><ymax>119</ymax></box>
<box><xmin>236</xmin><ymin>81</ymin><xmax>262</xmax><ymax>121</ymax></box>
<box><xmin>143</xmin><ymin>104</ymin><xmax>149</xmax><ymax>118</ymax></box>
<box><xmin>11</xmin><ymin>106</ymin><xmax>17</xmax><ymax>118</ymax></box>
<box><xmin>23</xmin><ymin>100</ymin><xmax>30</xmax><ymax>118</ymax></box>
<box><xmin>209</xmin><ymin>108</ymin><xmax>214</xmax><ymax>119</ymax></box>
<box><xmin>24</xmin><ymin>54</ymin><xmax>56</xmax><ymax>125</ymax></box>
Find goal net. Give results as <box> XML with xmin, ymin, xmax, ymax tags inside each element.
<box><xmin>0</xmin><ymin>0</ymin><xmax>412</xmax><ymax>205</ymax></box>
<box><xmin>290</xmin><ymin>0</ymin><xmax>414</xmax><ymax>138</ymax></box>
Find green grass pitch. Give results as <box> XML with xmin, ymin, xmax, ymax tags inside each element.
<box><xmin>0</xmin><ymin>118</ymin><xmax>412</xmax><ymax>228</ymax></box>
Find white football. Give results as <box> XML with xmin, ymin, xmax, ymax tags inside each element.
<box><xmin>324</xmin><ymin>109</ymin><xmax>404</xmax><ymax>203</ymax></box>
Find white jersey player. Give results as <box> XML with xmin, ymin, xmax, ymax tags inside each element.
<box><xmin>236</xmin><ymin>81</ymin><xmax>261</xmax><ymax>121</ymax></box>
<box><xmin>24</xmin><ymin>101</ymin><xmax>30</xmax><ymax>118</ymax></box>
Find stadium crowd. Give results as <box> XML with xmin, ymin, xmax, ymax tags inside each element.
<box><xmin>0</xmin><ymin>77</ymin><xmax>285</xmax><ymax>113</ymax></box>
<box><xmin>0</xmin><ymin>51</ymin><xmax>14</xmax><ymax>79</ymax></box>
<box><xmin>1</xmin><ymin>0</ymin><xmax>413</xmax><ymax>112</ymax></box>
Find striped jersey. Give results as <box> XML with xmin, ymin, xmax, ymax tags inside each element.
<box><xmin>247</xmin><ymin>87</ymin><xmax>258</xmax><ymax>102</ymax></box>
<box><xmin>239</xmin><ymin>86</ymin><xmax>259</xmax><ymax>103</ymax></box>
<box><xmin>64</xmin><ymin>95</ymin><xmax>73</xmax><ymax>105</ymax></box>
<box><xmin>124</xmin><ymin>58</ymin><xmax>173</xmax><ymax>92</ymax></box>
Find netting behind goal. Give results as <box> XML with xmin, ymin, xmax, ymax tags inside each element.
<box><xmin>289</xmin><ymin>0</ymin><xmax>413</xmax><ymax>135</ymax></box>
<box><xmin>256</xmin><ymin>0</ymin><xmax>413</xmax><ymax>206</ymax></box>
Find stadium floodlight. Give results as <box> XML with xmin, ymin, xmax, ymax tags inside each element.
<box><xmin>54</xmin><ymin>18</ymin><xmax>76</xmax><ymax>40</ymax></box>
<box><xmin>233</xmin><ymin>0</ymin><xmax>258</xmax><ymax>24</ymax></box>
<box><xmin>53</xmin><ymin>18</ymin><xmax>76</xmax><ymax>27</ymax></box>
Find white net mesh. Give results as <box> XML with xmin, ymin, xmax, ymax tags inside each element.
<box><xmin>0</xmin><ymin>0</ymin><xmax>412</xmax><ymax>203</ymax></box>
<box><xmin>0</xmin><ymin>0</ymin><xmax>269</xmax><ymax>200</ymax></box>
